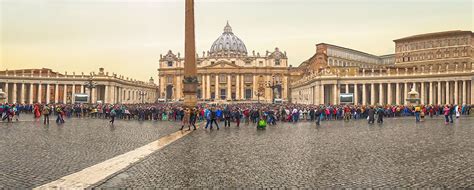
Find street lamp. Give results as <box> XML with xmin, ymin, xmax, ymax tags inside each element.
<box><xmin>139</xmin><ymin>91</ymin><xmax>147</xmax><ymax>104</ymax></box>
<box><xmin>84</xmin><ymin>77</ymin><xmax>97</xmax><ymax>104</ymax></box>
<box><xmin>263</xmin><ymin>75</ymin><xmax>282</xmax><ymax>104</ymax></box>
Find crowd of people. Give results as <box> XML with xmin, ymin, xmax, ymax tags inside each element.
<box><xmin>0</xmin><ymin>102</ymin><xmax>472</xmax><ymax>127</ymax></box>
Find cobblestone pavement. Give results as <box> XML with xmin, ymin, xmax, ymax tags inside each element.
<box><xmin>97</xmin><ymin>117</ymin><xmax>473</xmax><ymax>188</ymax></box>
<box><xmin>0</xmin><ymin>116</ymin><xmax>180</xmax><ymax>188</ymax></box>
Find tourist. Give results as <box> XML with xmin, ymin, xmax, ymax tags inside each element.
<box><xmin>367</xmin><ymin>106</ymin><xmax>375</xmax><ymax>124</ymax></box>
<box><xmin>42</xmin><ymin>105</ymin><xmax>51</xmax><ymax>125</ymax></box>
<box><xmin>376</xmin><ymin>106</ymin><xmax>384</xmax><ymax>124</ymax></box>
<box><xmin>180</xmin><ymin>108</ymin><xmax>191</xmax><ymax>131</ymax></box>
<box><xmin>443</xmin><ymin>105</ymin><xmax>450</xmax><ymax>125</ymax></box>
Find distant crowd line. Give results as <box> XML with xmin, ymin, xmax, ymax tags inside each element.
<box><xmin>0</xmin><ymin>102</ymin><xmax>472</xmax><ymax>127</ymax></box>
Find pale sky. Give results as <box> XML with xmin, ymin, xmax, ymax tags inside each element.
<box><xmin>1</xmin><ymin>0</ymin><xmax>472</xmax><ymax>81</ymax></box>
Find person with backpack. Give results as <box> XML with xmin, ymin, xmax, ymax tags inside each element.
<box><xmin>315</xmin><ymin>107</ymin><xmax>322</xmax><ymax>126</ymax></box>
<box><xmin>109</xmin><ymin>108</ymin><xmax>116</xmax><ymax>125</ymax></box>
<box><xmin>42</xmin><ymin>105</ymin><xmax>51</xmax><ymax>125</ymax></box>
<box><xmin>257</xmin><ymin>117</ymin><xmax>266</xmax><ymax>129</ymax></box>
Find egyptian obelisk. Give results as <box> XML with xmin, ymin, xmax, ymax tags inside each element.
<box><xmin>183</xmin><ymin>0</ymin><xmax>198</xmax><ymax>108</ymax></box>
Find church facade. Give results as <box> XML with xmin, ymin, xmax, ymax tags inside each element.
<box><xmin>157</xmin><ymin>22</ymin><xmax>291</xmax><ymax>103</ymax></box>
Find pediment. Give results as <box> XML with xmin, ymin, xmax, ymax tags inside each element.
<box><xmin>202</xmin><ymin>61</ymin><xmax>242</xmax><ymax>69</ymax></box>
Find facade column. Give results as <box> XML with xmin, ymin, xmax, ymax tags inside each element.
<box><xmin>320</xmin><ymin>84</ymin><xmax>325</xmax><ymax>105</ymax></box>
<box><xmin>80</xmin><ymin>85</ymin><xmax>84</xmax><ymax>93</ymax></box>
<box><xmin>63</xmin><ymin>84</ymin><xmax>67</xmax><ymax>103</ymax></box>
<box><xmin>241</xmin><ymin>75</ymin><xmax>245</xmax><ymax>100</ymax></box>
<box><xmin>4</xmin><ymin>83</ymin><xmax>9</xmax><ymax>103</ymax></box>
<box><xmin>345</xmin><ymin>84</ymin><xmax>349</xmax><ymax>93</ymax></box>
<box><xmin>236</xmin><ymin>75</ymin><xmax>240</xmax><ymax>100</ymax></box>
<box><xmin>333</xmin><ymin>84</ymin><xmax>338</xmax><ymax>105</ymax></box>
<box><xmin>354</xmin><ymin>84</ymin><xmax>359</xmax><ymax>105</ymax></box>
<box><xmin>37</xmin><ymin>83</ymin><xmax>42</xmax><ymax>103</ymax></box>
<box><xmin>379</xmin><ymin>83</ymin><xmax>384</xmax><ymax>105</ymax></box>
<box><xmin>12</xmin><ymin>83</ymin><xmax>17</xmax><ymax>104</ymax></box>
<box><xmin>429</xmin><ymin>82</ymin><xmax>433</xmax><ymax>105</ymax></box>
<box><xmin>395</xmin><ymin>82</ymin><xmax>402</xmax><ymax>105</ymax></box>
<box><xmin>421</xmin><ymin>82</ymin><xmax>425</xmax><ymax>105</ymax></box>
<box><xmin>206</xmin><ymin>75</ymin><xmax>211</xmax><ymax>99</ymax></box>
<box><xmin>454</xmin><ymin>80</ymin><xmax>458</xmax><ymax>105</ymax></box>
<box><xmin>445</xmin><ymin>81</ymin><xmax>450</xmax><ymax>104</ymax></box>
<box><xmin>252</xmin><ymin>75</ymin><xmax>257</xmax><ymax>100</ymax></box>
<box><xmin>462</xmin><ymin>80</ymin><xmax>467</xmax><ymax>104</ymax></box>
<box><xmin>45</xmin><ymin>84</ymin><xmax>50</xmax><ymax>104</ymax></box>
<box><xmin>176</xmin><ymin>75</ymin><xmax>181</xmax><ymax>100</ymax></box>
<box><xmin>362</xmin><ymin>83</ymin><xmax>367</xmax><ymax>105</ymax></box>
<box><xmin>29</xmin><ymin>83</ymin><xmax>34</xmax><ymax>104</ymax></box>
<box><xmin>404</xmin><ymin>82</ymin><xmax>408</xmax><ymax>105</ymax></box>
<box><xmin>471</xmin><ymin>79</ymin><xmax>474</xmax><ymax>105</ymax></box>
<box><xmin>215</xmin><ymin>75</ymin><xmax>219</xmax><ymax>99</ymax></box>
<box><xmin>370</xmin><ymin>83</ymin><xmax>375</xmax><ymax>105</ymax></box>
<box><xmin>20</xmin><ymin>83</ymin><xmax>25</xmax><ymax>104</ymax></box>
<box><xmin>105</xmin><ymin>85</ymin><xmax>109</xmax><ymax>104</ymax></box>
<box><xmin>387</xmin><ymin>83</ymin><xmax>392</xmax><ymax>105</ymax></box>
<box><xmin>201</xmin><ymin>75</ymin><xmax>206</xmax><ymax>99</ymax></box>
<box><xmin>54</xmin><ymin>84</ymin><xmax>59</xmax><ymax>103</ymax></box>
<box><xmin>437</xmin><ymin>81</ymin><xmax>442</xmax><ymax>105</ymax></box>
<box><xmin>227</xmin><ymin>75</ymin><xmax>231</xmax><ymax>100</ymax></box>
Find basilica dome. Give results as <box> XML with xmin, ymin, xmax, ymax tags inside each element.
<box><xmin>209</xmin><ymin>22</ymin><xmax>248</xmax><ymax>57</ymax></box>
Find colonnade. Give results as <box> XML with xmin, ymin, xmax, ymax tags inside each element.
<box><xmin>0</xmin><ymin>81</ymin><xmax>158</xmax><ymax>104</ymax></box>
<box><xmin>293</xmin><ymin>78</ymin><xmax>474</xmax><ymax>106</ymax></box>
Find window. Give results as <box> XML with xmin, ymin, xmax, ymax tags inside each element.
<box><xmin>245</xmin><ymin>89</ymin><xmax>252</xmax><ymax>99</ymax></box>
<box><xmin>259</xmin><ymin>61</ymin><xmax>263</xmax><ymax>65</ymax></box>
<box><xmin>231</xmin><ymin>61</ymin><xmax>236</xmax><ymax>64</ymax></box>
<box><xmin>167</xmin><ymin>76</ymin><xmax>173</xmax><ymax>84</ymax></box>
<box><xmin>244</xmin><ymin>75</ymin><xmax>253</xmax><ymax>83</ymax></box>
<box><xmin>211</xmin><ymin>61</ymin><xmax>215</xmax><ymax>65</ymax></box>
<box><xmin>245</xmin><ymin>61</ymin><xmax>251</xmax><ymax>65</ymax></box>
<box><xmin>219</xmin><ymin>74</ymin><xmax>227</xmax><ymax>83</ymax></box>
<box><xmin>167</xmin><ymin>61</ymin><xmax>173</xmax><ymax>67</ymax></box>
<box><xmin>220</xmin><ymin>89</ymin><xmax>226</xmax><ymax>99</ymax></box>
<box><xmin>275</xmin><ymin>59</ymin><xmax>280</xmax><ymax>66</ymax></box>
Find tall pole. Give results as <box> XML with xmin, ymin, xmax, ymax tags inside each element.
<box><xmin>183</xmin><ymin>0</ymin><xmax>198</xmax><ymax>108</ymax></box>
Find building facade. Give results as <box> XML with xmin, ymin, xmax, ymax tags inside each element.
<box><xmin>291</xmin><ymin>30</ymin><xmax>474</xmax><ymax>105</ymax></box>
<box><xmin>158</xmin><ymin>22</ymin><xmax>291</xmax><ymax>103</ymax></box>
<box><xmin>0</xmin><ymin>68</ymin><xmax>158</xmax><ymax>104</ymax></box>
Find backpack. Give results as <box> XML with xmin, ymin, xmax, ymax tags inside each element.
<box><xmin>258</xmin><ymin>119</ymin><xmax>267</xmax><ymax>128</ymax></box>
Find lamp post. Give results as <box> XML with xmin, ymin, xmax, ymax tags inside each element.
<box><xmin>264</xmin><ymin>75</ymin><xmax>282</xmax><ymax>104</ymax></box>
<box><xmin>254</xmin><ymin>86</ymin><xmax>265</xmax><ymax>104</ymax></box>
<box><xmin>84</xmin><ymin>78</ymin><xmax>97</xmax><ymax>104</ymax></box>
<box><xmin>139</xmin><ymin>91</ymin><xmax>147</xmax><ymax>104</ymax></box>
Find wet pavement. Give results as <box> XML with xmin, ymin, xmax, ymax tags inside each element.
<box><xmin>95</xmin><ymin>117</ymin><xmax>473</xmax><ymax>188</ymax></box>
<box><xmin>0</xmin><ymin>115</ymin><xmax>180</xmax><ymax>188</ymax></box>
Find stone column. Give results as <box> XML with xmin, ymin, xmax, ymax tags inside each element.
<box><xmin>352</xmin><ymin>84</ymin><xmax>357</xmax><ymax>105</ymax></box>
<box><xmin>12</xmin><ymin>83</ymin><xmax>17</xmax><ymax>104</ymax></box>
<box><xmin>437</xmin><ymin>81</ymin><xmax>442</xmax><ymax>105</ymax></box>
<box><xmin>462</xmin><ymin>80</ymin><xmax>467</xmax><ymax>104</ymax></box>
<box><xmin>320</xmin><ymin>84</ymin><xmax>325</xmax><ymax>105</ymax></box>
<box><xmin>387</xmin><ymin>83</ymin><xmax>392</xmax><ymax>105</ymax></box>
<box><xmin>252</xmin><ymin>75</ymin><xmax>257</xmax><ymax>100</ymax></box>
<box><xmin>29</xmin><ymin>83</ymin><xmax>34</xmax><ymax>104</ymax></box>
<box><xmin>345</xmin><ymin>84</ymin><xmax>349</xmax><ymax>93</ymax></box>
<box><xmin>420</xmin><ymin>82</ymin><xmax>425</xmax><ymax>105</ymax></box>
<box><xmin>362</xmin><ymin>83</ymin><xmax>367</xmax><ymax>105</ymax></box>
<box><xmin>206</xmin><ymin>75</ymin><xmax>211</xmax><ymax>99</ymax></box>
<box><xmin>379</xmin><ymin>83</ymin><xmax>384</xmax><ymax>105</ymax></box>
<box><xmin>37</xmin><ymin>83</ymin><xmax>42</xmax><ymax>103</ymax></box>
<box><xmin>227</xmin><ymin>75</ymin><xmax>231</xmax><ymax>100</ymax></box>
<box><xmin>54</xmin><ymin>84</ymin><xmax>59</xmax><ymax>103</ymax></box>
<box><xmin>176</xmin><ymin>75</ymin><xmax>181</xmax><ymax>99</ymax></box>
<box><xmin>471</xmin><ymin>79</ymin><xmax>474</xmax><ymax>105</ymax></box>
<box><xmin>20</xmin><ymin>83</ymin><xmax>25</xmax><ymax>104</ymax></box>
<box><xmin>429</xmin><ymin>82</ymin><xmax>433</xmax><ymax>105</ymax></box>
<box><xmin>45</xmin><ymin>83</ymin><xmax>50</xmax><ymax>104</ymax></box>
<box><xmin>395</xmin><ymin>83</ymin><xmax>400</xmax><ymax>105</ymax></box>
<box><xmin>236</xmin><ymin>75</ymin><xmax>240</xmax><ymax>100</ymax></box>
<box><xmin>63</xmin><ymin>84</ymin><xmax>67</xmax><ymax>103</ymax></box>
<box><xmin>4</xmin><ymin>83</ymin><xmax>9</xmax><ymax>103</ymax></box>
<box><xmin>454</xmin><ymin>80</ymin><xmax>458</xmax><ymax>105</ymax></box>
<box><xmin>201</xmin><ymin>75</ymin><xmax>206</xmax><ymax>99</ymax></box>
<box><xmin>215</xmin><ymin>75</ymin><xmax>219</xmax><ymax>99</ymax></box>
<box><xmin>370</xmin><ymin>83</ymin><xmax>375</xmax><ymax>105</ymax></box>
<box><xmin>105</xmin><ymin>85</ymin><xmax>109</xmax><ymax>104</ymax></box>
<box><xmin>333</xmin><ymin>84</ymin><xmax>338</xmax><ymax>105</ymax></box>
<box><xmin>404</xmin><ymin>82</ymin><xmax>408</xmax><ymax>105</ymax></box>
<box><xmin>240</xmin><ymin>74</ymin><xmax>245</xmax><ymax>100</ymax></box>
<box><xmin>445</xmin><ymin>81</ymin><xmax>450</xmax><ymax>104</ymax></box>
<box><xmin>80</xmin><ymin>85</ymin><xmax>84</xmax><ymax>93</ymax></box>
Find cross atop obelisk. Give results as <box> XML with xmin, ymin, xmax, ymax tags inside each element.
<box><xmin>183</xmin><ymin>0</ymin><xmax>198</xmax><ymax>108</ymax></box>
